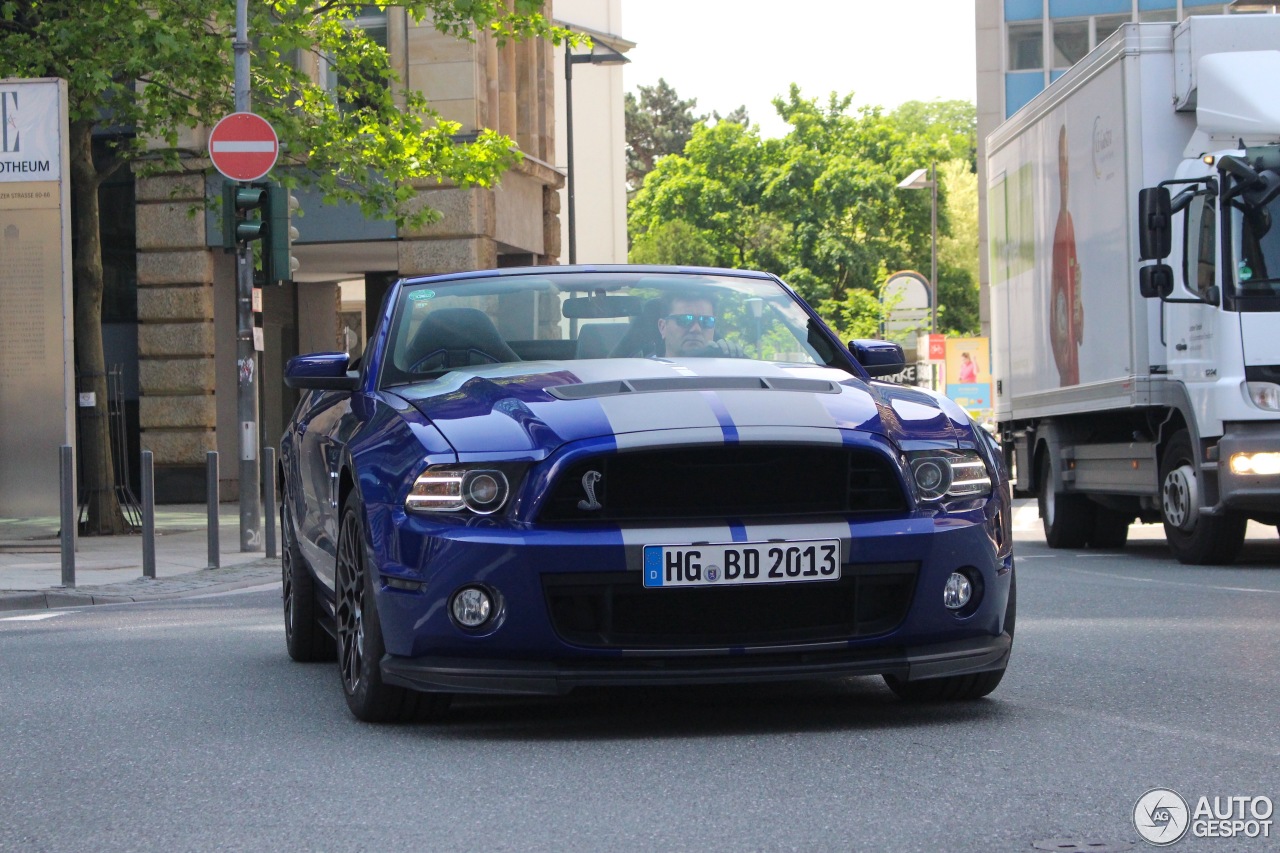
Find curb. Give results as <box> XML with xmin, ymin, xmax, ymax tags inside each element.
<box><xmin>0</xmin><ymin>560</ymin><xmax>281</xmax><ymax>613</ymax></box>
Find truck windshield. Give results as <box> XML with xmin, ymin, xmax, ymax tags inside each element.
<box><xmin>1230</xmin><ymin>198</ymin><xmax>1280</xmax><ymax>301</ymax></box>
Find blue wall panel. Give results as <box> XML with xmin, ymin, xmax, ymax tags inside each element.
<box><xmin>1048</xmin><ymin>0</ymin><xmax>1130</xmax><ymax>16</ymax></box>
<box><xmin>1006</xmin><ymin>72</ymin><xmax>1046</xmax><ymax>117</ymax></box>
<box><xmin>1138</xmin><ymin>0</ymin><xmax>1177</xmax><ymax>9</ymax></box>
<box><xmin>1005</xmin><ymin>0</ymin><xmax>1043</xmax><ymax>22</ymax></box>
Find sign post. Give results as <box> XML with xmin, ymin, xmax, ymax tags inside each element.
<box><xmin>208</xmin><ymin>0</ymin><xmax>275</xmax><ymax>552</ymax></box>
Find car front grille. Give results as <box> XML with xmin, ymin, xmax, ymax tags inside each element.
<box><xmin>541</xmin><ymin>563</ymin><xmax>918</xmax><ymax>649</ymax></box>
<box><xmin>536</xmin><ymin>445</ymin><xmax>907</xmax><ymax>524</ymax></box>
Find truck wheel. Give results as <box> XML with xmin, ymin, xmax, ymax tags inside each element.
<box><xmin>1037</xmin><ymin>454</ymin><xmax>1092</xmax><ymax>548</ymax></box>
<box><xmin>1159</xmin><ymin>430</ymin><xmax>1246</xmax><ymax>565</ymax></box>
<box><xmin>1089</xmin><ymin>508</ymin><xmax>1132</xmax><ymax>549</ymax></box>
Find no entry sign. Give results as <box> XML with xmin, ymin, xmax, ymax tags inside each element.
<box><xmin>208</xmin><ymin>112</ymin><xmax>278</xmax><ymax>182</ymax></box>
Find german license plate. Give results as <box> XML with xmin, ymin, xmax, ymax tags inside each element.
<box><xmin>642</xmin><ymin>539</ymin><xmax>841</xmax><ymax>588</ymax></box>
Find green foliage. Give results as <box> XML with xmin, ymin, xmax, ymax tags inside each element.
<box><xmin>629</xmin><ymin>84</ymin><xmax>975</xmax><ymax>337</ymax></box>
<box><xmin>628</xmin><ymin>220</ymin><xmax>719</xmax><ymax>267</ymax></box>
<box><xmin>891</xmin><ymin>99</ymin><xmax>977</xmax><ymax>171</ymax></box>
<box><xmin>624</xmin><ymin>77</ymin><xmax>747</xmax><ymax>191</ymax></box>
<box><xmin>0</xmin><ymin>0</ymin><xmax>573</xmax><ymax>223</ymax></box>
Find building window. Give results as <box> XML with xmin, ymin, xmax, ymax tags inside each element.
<box><xmin>1009</xmin><ymin>22</ymin><xmax>1044</xmax><ymax>71</ymax></box>
<box><xmin>322</xmin><ymin>7</ymin><xmax>389</xmax><ymax>100</ymax></box>
<box><xmin>1052</xmin><ymin>19</ymin><xmax>1090</xmax><ymax>68</ymax></box>
<box><xmin>1095</xmin><ymin>13</ymin><xmax>1130</xmax><ymax>42</ymax></box>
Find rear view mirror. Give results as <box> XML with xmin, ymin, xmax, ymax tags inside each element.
<box><xmin>1138</xmin><ymin>187</ymin><xmax>1172</xmax><ymax>261</ymax></box>
<box><xmin>848</xmin><ymin>339</ymin><xmax>905</xmax><ymax>377</ymax></box>
<box><xmin>285</xmin><ymin>352</ymin><xmax>359</xmax><ymax>390</ymax></box>
<box><xmin>1139</xmin><ymin>263</ymin><xmax>1174</xmax><ymax>299</ymax></box>
<box><xmin>562</xmin><ymin>294</ymin><xmax>642</xmax><ymax>319</ymax></box>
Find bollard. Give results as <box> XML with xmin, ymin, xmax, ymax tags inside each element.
<box><xmin>141</xmin><ymin>450</ymin><xmax>156</xmax><ymax>579</ymax></box>
<box><xmin>59</xmin><ymin>444</ymin><xmax>75</xmax><ymax>588</ymax></box>
<box><xmin>206</xmin><ymin>450</ymin><xmax>220</xmax><ymax>569</ymax></box>
<box><xmin>263</xmin><ymin>446</ymin><xmax>277</xmax><ymax>560</ymax></box>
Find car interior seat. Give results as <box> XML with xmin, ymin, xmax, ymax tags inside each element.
<box><xmin>574</xmin><ymin>323</ymin><xmax>628</xmax><ymax>360</ymax></box>
<box><xmin>404</xmin><ymin>307</ymin><xmax>521</xmax><ymax>373</ymax></box>
<box><xmin>608</xmin><ymin>298</ymin><xmax>665</xmax><ymax>358</ymax></box>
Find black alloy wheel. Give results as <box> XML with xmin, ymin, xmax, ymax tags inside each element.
<box><xmin>282</xmin><ymin>504</ymin><xmax>335</xmax><ymax>662</ymax></box>
<box><xmin>335</xmin><ymin>494</ymin><xmax>450</xmax><ymax>723</ymax></box>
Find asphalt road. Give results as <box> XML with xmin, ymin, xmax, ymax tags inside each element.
<box><xmin>2</xmin><ymin>532</ymin><xmax>1278</xmax><ymax>853</ymax></box>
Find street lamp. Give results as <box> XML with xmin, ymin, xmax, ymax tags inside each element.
<box><xmin>564</xmin><ymin>40</ymin><xmax>629</xmax><ymax>264</ymax></box>
<box><xmin>897</xmin><ymin>164</ymin><xmax>938</xmax><ymax>334</ymax></box>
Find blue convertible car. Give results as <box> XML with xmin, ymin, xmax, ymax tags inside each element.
<box><xmin>280</xmin><ymin>266</ymin><xmax>1014</xmax><ymax>722</ymax></box>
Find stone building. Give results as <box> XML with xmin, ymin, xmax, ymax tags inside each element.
<box><xmin>121</xmin><ymin>2</ymin><xmax>630</xmax><ymax>501</ymax></box>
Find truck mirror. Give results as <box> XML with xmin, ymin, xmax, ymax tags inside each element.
<box><xmin>1243</xmin><ymin>171</ymin><xmax>1280</xmax><ymax>209</ymax></box>
<box><xmin>1138</xmin><ymin>187</ymin><xmax>1172</xmax><ymax>260</ymax></box>
<box><xmin>1139</xmin><ymin>263</ymin><xmax>1174</xmax><ymax>299</ymax></box>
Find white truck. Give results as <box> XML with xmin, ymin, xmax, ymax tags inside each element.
<box><xmin>987</xmin><ymin>16</ymin><xmax>1280</xmax><ymax>564</ymax></box>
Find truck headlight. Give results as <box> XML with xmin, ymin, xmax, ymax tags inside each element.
<box><xmin>1229</xmin><ymin>452</ymin><xmax>1280</xmax><ymax>476</ymax></box>
<box><xmin>406</xmin><ymin>466</ymin><xmax>512</xmax><ymax>515</ymax></box>
<box><xmin>1245</xmin><ymin>382</ymin><xmax>1280</xmax><ymax>411</ymax></box>
<box><xmin>906</xmin><ymin>450</ymin><xmax>992</xmax><ymax>502</ymax></box>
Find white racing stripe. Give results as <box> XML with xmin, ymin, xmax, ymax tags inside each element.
<box><xmin>717</xmin><ymin>389</ymin><xmax>839</xmax><ymax>432</ymax></box>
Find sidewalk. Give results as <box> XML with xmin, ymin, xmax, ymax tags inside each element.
<box><xmin>0</xmin><ymin>503</ymin><xmax>281</xmax><ymax>611</ymax></box>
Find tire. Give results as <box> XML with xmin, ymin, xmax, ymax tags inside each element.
<box><xmin>1159</xmin><ymin>430</ymin><xmax>1247</xmax><ymax>565</ymax></box>
<box><xmin>1089</xmin><ymin>508</ymin><xmax>1132</xmax><ymax>549</ymax></box>
<box><xmin>1037</xmin><ymin>453</ymin><xmax>1093</xmax><ymax>548</ymax></box>
<box><xmin>282</xmin><ymin>504</ymin><xmax>336</xmax><ymax>662</ymax></box>
<box><xmin>883</xmin><ymin>569</ymin><xmax>1015</xmax><ymax>702</ymax></box>
<box><xmin>335</xmin><ymin>493</ymin><xmax>450</xmax><ymax>723</ymax></box>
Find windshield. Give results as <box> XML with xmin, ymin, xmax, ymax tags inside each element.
<box><xmin>1231</xmin><ymin>198</ymin><xmax>1280</xmax><ymax>299</ymax></box>
<box><xmin>378</xmin><ymin>271</ymin><xmax>837</xmax><ymax>388</ymax></box>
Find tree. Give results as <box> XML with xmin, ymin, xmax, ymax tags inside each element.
<box><xmin>891</xmin><ymin>99</ymin><xmax>977</xmax><ymax>171</ymax></box>
<box><xmin>629</xmin><ymin>85</ymin><xmax>972</xmax><ymax>339</ymax></box>
<box><xmin>936</xmin><ymin>159</ymin><xmax>980</xmax><ymax>335</ymax></box>
<box><xmin>1</xmin><ymin>0</ymin><xmax>569</xmax><ymax>533</ymax></box>
<box><xmin>624</xmin><ymin>78</ymin><xmax>700</xmax><ymax>190</ymax></box>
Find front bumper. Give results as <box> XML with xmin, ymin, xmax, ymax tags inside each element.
<box><xmin>1216</xmin><ymin>421</ymin><xmax>1280</xmax><ymax>515</ymax></box>
<box><xmin>380</xmin><ymin>632</ymin><xmax>1013</xmax><ymax>696</ymax></box>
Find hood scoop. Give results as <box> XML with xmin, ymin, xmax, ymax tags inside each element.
<box><xmin>547</xmin><ymin>376</ymin><xmax>842</xmax><ymax>400</ymax></box>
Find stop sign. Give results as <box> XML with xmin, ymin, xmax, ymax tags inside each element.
<box><xmin>208</xmin><ymin>112</ymin><xmax>279</xmax><ymax>182</ymax></box>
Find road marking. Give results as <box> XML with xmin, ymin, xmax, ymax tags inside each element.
<box><xmin>1012</xmin><ymin>699</ymin><xmax>1280</xmax><ymax>758</ymax></box>
<box><xmin>0</xmin><ymin>612</ymin><xmax>67</xmax><ymax>622</ymax></box>
<box><xmin>1063</xmin><ymin>565</ymin><xmax>1280</xmax><ymax>595</ymax></box>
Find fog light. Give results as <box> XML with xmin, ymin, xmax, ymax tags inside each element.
<box><xmin>1230</xmin><ymin>452</ymin><xmax>1280</xmax><ymax>476</ymax></box>
<box><xmin>450</xmin><ymin>586</ymin><xmax>493</xmax><ymax>628</ymax></box>
<box><xmin>943</xmin><ymin>572</ymin><xmax>972</xmax><ymax>610</ymax></box>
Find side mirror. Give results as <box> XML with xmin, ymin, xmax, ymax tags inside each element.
<box><xmin>1139</xmin><ymin>263</ymin><xmax>1174</xmax><ymax>299</ymax></box>
<box><xmin>1138</xmin><ymin>187</ymin><xmax>1172</xmax><ymax>261</ymax></box>
<box><xmin>285</xmin><ymin>352</ymin><xmax>359</xmax><ymax>391</ymax></box>
<box><xmin>848</xmin><ymin>339</ymin><xmax>905</xmax><ymax>377</ymax></box>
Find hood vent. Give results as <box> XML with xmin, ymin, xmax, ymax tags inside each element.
<box><xmin>548</xmin><ymin>376</ymin><xmax>841</xmax><ymax>400</ymax></box>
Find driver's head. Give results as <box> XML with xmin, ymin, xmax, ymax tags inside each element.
<box><xmin>658</xmin><ymin>294</ymin><xmax>716</xmax><ymax>356</ymax></box>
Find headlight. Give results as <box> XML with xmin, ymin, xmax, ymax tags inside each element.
<box><xmin>406</xmin><ymin>467</ymin><xmax>511</xmax><ymax>515</ymax></box>
<box><xmin>1245</xmin><ymin>382</ymin><xmax>1280</xmax><ymax>411</ymax></box>
<box><xmin>906</xmin><ymin>450</ymin><xmax>992</xmax><ymax>502</ymax></box>
<box><xmin>1230</xmin><ymin>452</ymin><xmax>1280</xmax><ymax>476</ymax></box>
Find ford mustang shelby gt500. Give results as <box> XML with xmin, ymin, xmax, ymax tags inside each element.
<box><xmin>280</xmin><ymin>266</ymin><xmax>1014</xmax><ymax>722</ymax></box>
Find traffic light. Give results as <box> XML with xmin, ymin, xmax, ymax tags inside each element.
<box><xmin>221</xmin><ymin>181</ymin><xmax>267</xmax><ymax>249</ymax></box>
<box><xmin>221</xmin><ymin>180</ymin><xmax>300</xmax><ymax>284</ymax></box>
<box><xmin>263</xmin><ymin>183</ymin><xmax>300</xmax><ymax>285</ymax></box>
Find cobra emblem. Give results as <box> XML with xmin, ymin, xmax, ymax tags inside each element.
<box><xmin>577</xmin><ymin>470</ymin><xmax>603</xmax><ymax>511</ymax></box>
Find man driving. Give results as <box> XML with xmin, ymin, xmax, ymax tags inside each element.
<box><xmin>658</xmin><ymin>294</ymin><xmax>718</xmax><ymax>357</ymax></box>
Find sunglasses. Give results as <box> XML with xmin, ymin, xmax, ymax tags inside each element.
<box><xmin>665</xmin><ymin>313</ymin><xmax>716</xmax><ymax>329</ymax></box>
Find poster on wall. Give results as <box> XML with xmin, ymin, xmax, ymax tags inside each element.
<box><xmin>944</xmin><ymin>337</ymin><xmax>993</xmax><ymax>419</ymax></box>
<box><xmin>0</xmin><ymin>78</ymin><xmax>73</xmax><ymax>527</ymax></box>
